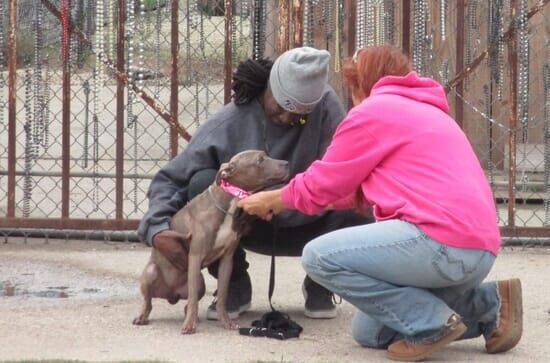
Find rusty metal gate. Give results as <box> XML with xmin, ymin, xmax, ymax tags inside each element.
<box><xmin>0</xmin><ymin>0</ymin><xmax>549</xmax><ymax>244</ymax></box>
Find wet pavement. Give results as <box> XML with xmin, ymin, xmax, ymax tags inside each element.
<box><xmin>0</xmin><ymin>259</ymin><xmax>137</xmax><ymax>307</ymax></box>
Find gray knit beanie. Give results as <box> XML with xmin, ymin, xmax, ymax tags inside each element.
<box><xmin>269</xmin><ymin>47</ymin><xmax>331</xmax><ymax>114</ymax></box>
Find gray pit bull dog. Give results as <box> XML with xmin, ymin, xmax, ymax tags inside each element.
<box><xmin>133</xmin><ymin>150</ymin><xmax>289</xmax><ymax>334</ymax></box>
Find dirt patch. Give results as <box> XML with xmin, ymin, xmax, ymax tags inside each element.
<box><xmin>0</xmin><ymin>239</ymin><xmax>549</xmax><ymax>363</ymax></box>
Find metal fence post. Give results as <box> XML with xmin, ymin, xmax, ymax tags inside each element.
<box><xmin>292</xmin><ymin>0</ymin><xmax>303</xmax><ymax>48</ymax></box>
<box><xmin>171</xmin><ymin>0</ymin><xmax>180</xmax><ymax>156</ymax></box>
<box><xmin>278</xmin><ymin>0</ymin><xmax>290</xmax><ymax>54</ymax></box>
<box><xmin>224</xmin><ymin>0</ymin><xmax>233</xmax><ymax>104</ymax></box>
<box><xmin>508</xmin><ymin>0</ymin><xmax>518</xmax><ymax>228</ymax></box>
<box><xmin>401</xmin><ymin>0</ymin><xmax>410</xmax><ymax>55</ymax></box>
<box><xmin>455</xmin><ymin>0</ymin><xmax>465</xmax><ymax>129</ymax></box>
<box><xmin>7</xmin><ymin>0</ymin><xmax>16</xmax><ymax>218</ymax></box>
<box><xmin>344</xmin><ymin>0</ymin><xmax>355</xmax><ymax>57</ymax></box>
<box><xmin>116</xmin><ymin>0</ymin><xmax>126</xmax><ymax>220</ymax></box>
<box><xmin>61</xmin><ymin>0</ymin><xmax>71</xmax><ymax>218</ymax></box>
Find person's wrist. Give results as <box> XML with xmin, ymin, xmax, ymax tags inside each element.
<box><xmin>279</xmin><ymin>186</ymin><xmax>295</xmax><ymax>211</ymax></box>
<box><xmin>270</xmin><ymin>190</ymin><xmax>285</xmax><ymax>214</ymax></box>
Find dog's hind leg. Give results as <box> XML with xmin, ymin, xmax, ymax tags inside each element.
<box><xmin>133</xmin><ymin>263</ymin><xmax>158</xmax><ymax>325</ymax></box>
<box><xmin>154</xmin><ymin>230</ymin><xmax>191</xmax><ymax>273</ymax></box>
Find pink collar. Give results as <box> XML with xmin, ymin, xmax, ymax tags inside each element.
<box><xmin>219</xmin><ymin>179</ymin><xmax>251</xmax><ymax>199</ymax></box>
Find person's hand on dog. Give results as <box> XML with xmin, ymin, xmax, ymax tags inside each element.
<box><xmin>237</xmin><ymin>189</ymin><xmax>286</xmax><ymax>221</ymax></box>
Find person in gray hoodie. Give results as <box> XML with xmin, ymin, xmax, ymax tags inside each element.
<box><xmin>138</xmin><ymin>47</ymin><xmax>371</xmax><ymax>320</ymax></box>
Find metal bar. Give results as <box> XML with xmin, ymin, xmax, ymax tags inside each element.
<box><xmin>224</xmin><ymin>0</ymin><xmax>233</xmax><ymax>104</ymax></box>
<box><xmin>401</xmin><ymin>0</ymin><xmax>410</xmax><ymax>55</ymax></box>
<box><xmin>170</xmin><ymin>0</ymin><xmax>179</xmax><ymax>156</ymax></box>
<box><xmin>116</xmin><ymin>0</ymin><xmax>125</xmax><ymax>220</ymax></box>
<box><xmin>6</xmin><ymin>0</ymin><xmax>16</xmax><ymax>218</ymax></box>
<box><xmin>40</xmin><ymin>0</ymin><xmax>192</xmax><ymax>141</ymax></box>
<box><xmin>278</xmin><ymin>0</ymin><xmax>290</xmax><ymax>54</ymax></box>
<box><xmin>446</xmin><ymin>0</ymin><xmax>549</xmax><ymax>93</ymax></box>
<box><xmin>0</xmin><ymin>223</ymin><xmax>508</xmax><ymax>239</ymax></box>
<box><xmin>41</xmin><ymin>0</ymin><xmax>93</xmax><ymax>45</ymax></box>
<box><xmin>346</xmin><ymin>4</ymin><xmax>357</xmax><ymax>59</ymax></box>
<box><xmin>508</xmin><ymin>0</ymin><xmax>518</xmax><ymax>227</ymax></box>
<box><xmin>61</xmin><ymin>0</ymin><xmax>70</xmax><ymax>218</ymax></box>
<box><xmin>501</xmin><ymin>238</ymin><xmax>550</xmax><ymax>247</ymax></box>
<box><xmin>446</xmin><ymin>52</ymin><xmax>487</xmax><ymax>93</ymax></box>
<box><xmin>292</xmin><ymin>0</ymin><xmax>303</xmax><ymax>48</ymax></box>
<box><xmin>0</xmin><ymin>228</ymin><xmax>140</xmax><ymax>242</ymax></box>
<box><xmin>455</xmin><ymin>0</ymin><xmax>465</xmax><ymax>129</ymax></box>
<box><xmin>344</xmin><ymin>0</ymin><xmax>356</xmax><ymax>110</ymax></box>
<box><xmin>120</xmin><ymin>66</ymin><xmax>191</xmax><ymax>140</ymax></box>
<box><xmin>0</xmin><ymin>170</ymin><xmax>155</xmax><ymax>179</ymax></box>
<box><xmin>2</xmin><ymin>224</ymin><xmax>547</xmax><ymax>239</ymax></box>
<box><xmin>501</xmin><ymin>227</ymin><xmax>550</xmax><ymax>239</ymax></box>
<box><xmin>0</xmin><ymin>218</ymin><xmax>140</xmax><ymax>230</ymax></box>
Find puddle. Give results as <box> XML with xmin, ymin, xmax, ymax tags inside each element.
<box><xmin>0</xmin><ymin>260</ymin><xmax>138</xmax><ymax>308</ymax></box>
<box><xmin>0</xmin><ymin>282</ymin><xmax>76</xmax><ymax>298</ymax></box>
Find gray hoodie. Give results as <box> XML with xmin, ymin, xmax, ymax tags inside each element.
<box><xmin>138</xmin><ymin>86</ymin><xmax>346</xmax><ymax>245</ymax></box>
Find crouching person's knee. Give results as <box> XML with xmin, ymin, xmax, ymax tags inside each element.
<box><xmin>301</xmin><ymin>237</ymin><xmax>340</xmax><ymax>283</ymax></box>
<box><xmin>301</xmin><ymin>242</ymin><xmax>321</xmax><ymax>277</ymax></box>
<box><xmin>351</xmin><ymin>311</ymin><xmax>398</xmax><ymax>349</ymax></box>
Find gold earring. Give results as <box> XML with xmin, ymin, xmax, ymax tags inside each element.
<box><xmin>299</xmin><ymin>117</ymin><xmax>307</xmax><ymax>125</ymax></box>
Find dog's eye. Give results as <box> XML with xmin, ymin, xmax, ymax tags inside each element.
<box><xmin>257</xmin><ymin>155</ymin><xmax>264</xmax><ymax>164</ymax></box>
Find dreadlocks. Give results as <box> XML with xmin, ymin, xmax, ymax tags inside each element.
<box><xmin>232</xmin><ymin>58</ymin><xmax>273</xmax><ymax>105</ymax></box>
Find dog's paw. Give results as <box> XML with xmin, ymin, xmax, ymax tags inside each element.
<box><xmin>180</xmin><ymin>323</ymin><xmax>197</xmax><ymax>335</ymax></box>
<box><xmin>132</xmin><ymin>315</ymin><xmax>149</xmax><ymax>325</ymax></box>
<box><xmin>180</xmin><ymin>318</ymin><xmax>197</xmax><ymax>334</ymax></box>
<box><xmin>222</xmin><ymin>319</ymin><xmax>239</xmax><ymax>330</ymax></box>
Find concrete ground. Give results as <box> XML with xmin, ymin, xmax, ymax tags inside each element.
<box><xmin>0</xmin><ymin>238</ymin><xmax>549</xmax><ymax>363</ymax></box>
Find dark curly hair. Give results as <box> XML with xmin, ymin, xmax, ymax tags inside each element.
<box><xmin>231</xmin><ymin>58</ymin><xmax>274</xmax><ymax>105</ymax></box>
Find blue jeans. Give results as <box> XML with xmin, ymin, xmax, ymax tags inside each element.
<box><xmin>301</xmin><ymin>219</ymin><xmax>500</xmax><ymax>346</ymax></box>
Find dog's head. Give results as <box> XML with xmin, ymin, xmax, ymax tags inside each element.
<box><xmin>216</xmin><ymin>150</ymin><xmax>289</xmax><ymax>192</ymax></box>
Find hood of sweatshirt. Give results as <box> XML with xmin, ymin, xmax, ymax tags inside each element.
<box><xmin>369</xmin><ymin>71</ymin><xmax>449</xmax><ymax>114</ymax></box>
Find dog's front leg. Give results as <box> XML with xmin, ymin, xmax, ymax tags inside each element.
<box><xmin>216</xmin><ymin>248</ymin><xmax>240</xmax><ymax>330</ymax></box>
<box><xmin>181</xmin><ymin>254</ymin><xmax>201</xmax><ymax>334</ymax></box>
<box><xmin>215</xmin><ymin>231</ymin><xmax>240</xmax><ymax>330</ymax></box>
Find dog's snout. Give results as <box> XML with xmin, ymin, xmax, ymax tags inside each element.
<box><xmin>280</xmin><ymin>161</ymin><xmax>290</xmax><ymax>181</ymax></box>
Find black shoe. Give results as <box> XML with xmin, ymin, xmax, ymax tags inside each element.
<box><xmin>302</xmin><ymin>275</ymin><xmax>339</xmax><ymax>319</ymax></box>
<box><xmin>206</xmin><ymin>272</ymin><xmax>252</xmax><ymax>320</ymax></box>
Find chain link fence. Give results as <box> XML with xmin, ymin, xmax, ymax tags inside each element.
<box><xmin>0</xmin><ymin>0</ymin><xmax>549</xmax><ymax>245</ymax></box>
<box><xmin>399</xmin><ymin>0</ymin><xmax>549</xmax><ymax>244</ymax></box>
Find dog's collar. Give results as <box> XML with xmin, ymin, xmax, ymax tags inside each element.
<box><xmin>219</xmin><ymin>179</ymin><xmax>251</xmax><ymax>200</ymax></box>
<box><xmin>208</xmin><ymin>186</ymin><xmax>235</xmax><ymax>216</ymax></box>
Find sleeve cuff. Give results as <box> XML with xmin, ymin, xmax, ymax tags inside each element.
<box><xmin>280</xmin><ymin>186</ymin><xmax>295</xmax><ymax>210</ymax></box>
<box><xmin>145</xmin><ymin>222</ymin><xmax>170</xmax><ymax>247</ymax></box>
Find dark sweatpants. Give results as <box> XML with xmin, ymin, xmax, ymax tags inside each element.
<box><xmin>188</xmin><ymin>169</ymin><xmax>371</xmax><ymax>281</ymax></box>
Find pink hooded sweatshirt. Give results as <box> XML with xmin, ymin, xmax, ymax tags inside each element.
<box><xmin>281</xmin><ymin>72</ymin><xmax>500</xmax><ymax>255</ymax></box>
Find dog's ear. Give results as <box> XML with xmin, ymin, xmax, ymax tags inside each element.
<box><xmin>216</xmin><ymin>162</ymin><xmax>235</xmax><ymax>184</ymax></box>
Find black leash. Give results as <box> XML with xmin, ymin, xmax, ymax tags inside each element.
<box><xmin>239</xmin><ymin>223</ymin><xmax>303</xmax><ymax>340</ymax></box>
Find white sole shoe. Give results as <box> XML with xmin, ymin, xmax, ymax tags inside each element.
<box><xmin>302</xmin><ymin>283</ymin><xmax>337</xmax><ymax>319</ymax></box>
<box><xmin>205</xmin><ymin>302</ymin><xmax>251</xmax><ymax>321</ymax></box>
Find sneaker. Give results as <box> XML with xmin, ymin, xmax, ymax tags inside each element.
<box><xmin>206</xmin><ymin>272</ymin><xmax>252</xmax><ymax>320</ymax></box>
<box><xmin>485</xmin><ymin>279</ymin><xmax>523</xmax><ymax>354</ymax></box>
<box><xmin>302</xmin><ymin>276</ymin><xmax>338</xmax><ymax>319</ymax></box>
<box><xmin>386</xmin><ymin>314</ymin><xmax>467</xmax><ymax>362</ymax></box>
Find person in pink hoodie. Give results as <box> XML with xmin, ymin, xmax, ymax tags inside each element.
<box><xmin>238</xmin><ymin>46</ymin><xmax>522</xmax><ymax>361</ymax></box>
